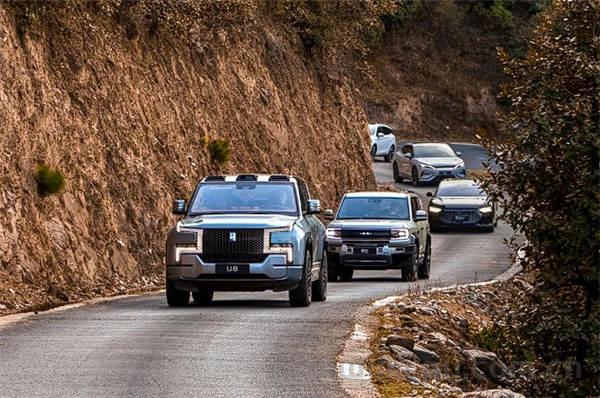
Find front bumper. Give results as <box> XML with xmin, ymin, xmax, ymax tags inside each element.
<box><xmin>166</xmin><ymin>253</ymin><xmax>303</xmax><ymax>292</ymax></box>
<box><xmin>327</xmin><ymin>240</ymin><xmax>415</xmax><ymax>269</ymax></box>
<box><xmin>418</xmin><ymin>166</ymin><xmax>466</xmax><ymax>182</ymax></box>
<box><xmin>429</xmin><ymin>208</ymin><xmax>494</xmax><ymax>229</ymax></box>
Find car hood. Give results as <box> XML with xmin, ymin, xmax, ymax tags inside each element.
<box><xmin>179</xmin><ymin>214</ymin><xmax>297</xmax><ymax>229</ymax></box>
<box><xmin>415</xmin><ymin>157</ymin><xmax>462</xmax><ymax>167</ymax></box>
<box><xmin>436</xmin><ymin>196</ymin><xmax>488</xmax><ymax>209</ymax></box>
<box><xmin>328</xmin><ymin>219</ymin><xmax>410</xmax><ymax>229</ymax></box>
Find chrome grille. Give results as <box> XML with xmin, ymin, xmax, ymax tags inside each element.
<box><xmin>341</xmin><ymin>230</ymin><xmax>391</xmax><ymax>240</ymax></box>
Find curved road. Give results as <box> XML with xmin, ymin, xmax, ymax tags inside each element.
<box><xmin>0</xmin><ymin>144</ymin><xmax>512</xmax><ymax>397</ymax></box>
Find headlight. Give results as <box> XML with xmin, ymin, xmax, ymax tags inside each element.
<box><xmin>390</xmin><ymin>228</ymin><xmax>409</xmax><ymax>239</ymax></box>
<box><xmin>417</xmin><ymin>160</ymin><xmax>434</xmax><ymax>169</ymax></box>
<box><xmin>428</xmin><ymin>206</ymin><xmax>442</xmax><ymax>213</ymax></box>
<box><xmin>267</xmin><ymin>229</ymin><xmax>294</xmax><ymax>264</ymax></box>
<box><xmin>479</xmin><ymin>206</ymin><xmax>493</xmax><ymax>213</ymax></box>
<box><xmin>454</xmin><ymin>162</ymin><xmax>465</xmax><ymax>169</ymax></box>
<box><xmin>326</xmin><ymin>228</ymin><xmax>342</xmax><ymax>240</ymax></box>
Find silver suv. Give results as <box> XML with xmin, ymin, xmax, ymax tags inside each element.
<box><xmin>166</xmin><ymin>174</ymin><xmax>327</xmax><ymax>307</ymax></box>
<box><xmin>392</xmin><ymin>143</ymin><xmax>466</xmax><ymax>186</ymax></box>
<box><xmin>324</xmin><ymin>191</ymin><xmax>431</xmax><ymax>282</ymax></box>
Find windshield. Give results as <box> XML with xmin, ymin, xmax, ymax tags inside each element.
<box><xmin>414</xmin><ymin>144</ymin><xmax>456</xmax><ymax>158</ymax></box>
<box><xmin>189</xmin><ymin>182</ymin><xmax>299</xmax><ymax>216</ymax></box>
<box><xmin>437</xmin><ymin>182</ymin><xmax>487</xmax><ymax>197</ymax></box>
<box><xmin>337</xmin><ymin>197</ymin><xmax>410</xmax><ymax>220</ymax></box>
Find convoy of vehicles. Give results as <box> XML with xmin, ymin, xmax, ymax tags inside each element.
<box><xmin>427</xmin><ymin>179</ymin><xmax>496</xmax><ymax>232</ymax></box>
<box><xmin>392</xmin><ymin>142</ymin><xmax>466</xmax><ymax>186</ymax></box>
<box><xmin>166</xmin><ymin>174</ymin><xmax>327</xmax><ymax>307</ymax></box>
<box><xmin>164</xmin><ymin>127</ymin><xmax>495</xmax><ymax>306</ymax></box>
<box><xmin>324</xmin><ymin>191</ymin><xmax>431</xmax><ymax>282</ymax></box>
<box><xmin>368</xmin><ymin>123</ymin><xmax>397</xmax><ymax>162</ymax></box>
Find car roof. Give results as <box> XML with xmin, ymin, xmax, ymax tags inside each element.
<box><xmin>201</xmin><ymin>174</ymin><xmax>299</xmax><ymax>183</ymax></box>
<box><xmin>343</xmin><ymin>191</ymin><xmax>411</xmax><ymax>198</ymax></box>
<box><xmin>368</xmin><ymin>123</ymin><xmax>392</xmax><ymax>129</ymax></box>
<box><xmin>411</xmin><ymin>142</ymin><xmax>452</xmax><ymax>148</ymax></box>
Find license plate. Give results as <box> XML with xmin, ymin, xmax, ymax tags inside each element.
<box><xmin>357</xmin><ymin>247</ymin><xmax>375</xmax><ymax>255</ymax></box>
<box><xmin>216</xmin><ymin>264</ymin><xmax>250</xmax><ymax>275</ymax></box>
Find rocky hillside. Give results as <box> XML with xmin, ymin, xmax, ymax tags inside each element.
<box><xmin>0</xmin><ymin>1</ymin><xmax>376</xmax><ymax>312</ymax></box>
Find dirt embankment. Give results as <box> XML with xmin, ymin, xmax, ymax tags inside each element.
<box><xmin>0</xmin><ymin>2</ymin><xmax>375</xmax><ymax>313</ymax></box>
<box><xmin>361</xmin><ymin>1</ymin><xmax>517</xmax><ymax>141</ymax></box>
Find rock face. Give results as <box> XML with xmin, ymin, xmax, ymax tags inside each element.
<box><xmin>413</xmin><ymin>344</ymin><xmax>440</xmax><ymax>363</ymax></box>
<box><xmin>0</xmin><ymin>2</ymin><xmax>376</xmax><ymax>311</ymax></box>
<box><xmin>386</xmin><ymin>335</ymin><xmax>415</xmax><ymax>350</ymax></box>
<box><xmin>461</xmin><ymin>389</ymin><xmax>525</xmax><ymax>398</ymax></box>
<box><xmin>389</xmin><ymin>344</ymin><xmax>416</xmax><ymax>361</ymax></box>
<box><xmin>463</xmin><ymin>349</ymin><xmax>513</xmax><ymax>383</ymax></box>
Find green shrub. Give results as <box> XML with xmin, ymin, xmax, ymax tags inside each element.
<box><xmin>208</xmin><ymin>139</ymin><xmax>231</xmax><ymax>164</ymax></box>
<box><xmin>35</xmin><ymin>164</ymin><xmax>65</xmax><ymax>196</ymax></box>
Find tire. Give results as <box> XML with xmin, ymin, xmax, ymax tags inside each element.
<box><xmin>384</xmin><ymin>145</ymin><xmax>395</xmax><ymax>162</ymax></box>
<box><xmin>393</xmin><ymin>162</ymin><xmax>403</xmax><ymax>183</ymax></box>
<box><xmin>327</xmin><ymin>255</ymin><xmax>340</xmax><ymax>282</ymax></box>
<box><xmin>289</xmin><ymin>251</ymin><xmax>312</xmax><ymax>307</ymax></box>
<box><xmin>192</xmin><ymin>290</ymin><xmax>214</xmax><ymax>305</ymax></box>
<box><xmin>402</xmin><ymin>252</ymin><xmax>417</xmax><ymax>282</ymax></box>
<box><xmin>483</xmin><ymin>226</ymin><xmax>495</xmax><ymax>233</ymax></box>
<box><xmin>412</xmin><ymin>167</ymin><xmax>420</xmax><ymax>187</ymax></box>
<box><xmin>312</xmin><ymin>252</ymin><xmax>328</xmax><ymax>302</ymax></box>
<box><xmin>418</xmin><ymin>238</ymin><xmax>431</xmax><ymax>279</ymax></box>
<box><xmin>166</xmin><ymin>280</ymin><xmax>190</xmax><ymax>307</ymax></box>
<box><xmin>339</xmin><ymin>268</ymin><xmax>354</xmax><ymax>282</ymax></box>
<box><xmin>370</xmin><ymin>145</ymin><xmax>377</xmax><ymax>160</ymax></box>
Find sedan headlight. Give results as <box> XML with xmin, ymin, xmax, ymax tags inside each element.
<box><xmin>326</xmin><ymin>228</ymin><xmax>342</xmax><ymax>240</ymax></box>
<box><xmin>479</xmin><ymin>206</ymin><xmax>493</xmax><ymax>213</ymax></box>
<box><xmin>390</xmin><ymin>228</ymin><xmax>409</xmax><ymax>239</ymax></box>
<box><xmin>428</xmin><ymin>206</ymin><xmax>442</xmax><ymax>213</ymax></box>
<box><xmin>417</xmin><ymin>160</ymin><xmax>434</xmax><ymax>169</ymax></box>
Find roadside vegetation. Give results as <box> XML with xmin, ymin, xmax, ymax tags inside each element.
<box><xmin>481</xmin><ymin>0</ymin><xmax>599</xmax><ymax>395</ymax></box>
<box><xmin>35</xmin><ymin>164</ymin><xmax>65</xmax><ymax>196</ymax></box>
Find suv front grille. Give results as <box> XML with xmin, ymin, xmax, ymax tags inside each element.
<box><xmin>201</xmin><ymin>228</ymin><xmax>265</xmax><ymax>263</ymax></box>
<box><xmin>440</xmin><ymin>210</ymin><xmax>481</xmax><ymax>224</ymax></box>
<box><xmin>341</xmin><ymin>229</ymin><xmax>391</xmax><ymax>240</ymax></box>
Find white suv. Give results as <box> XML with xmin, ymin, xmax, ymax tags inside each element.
<box><xmin>368</xmin><ymin>124</ymin><xmax>397</xmax><ymax>162</ymax></box>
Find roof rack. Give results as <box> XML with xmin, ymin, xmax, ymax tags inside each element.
<box><xmin>204</xmin><ymin>175</ymin><xmax>225</xmax><ymax>181</ymax></box>
<box><xmin>236</xmin><ymin>174</ymin><xmax>258</xmax><ymax>181</ymax></box>
<box><xmin>268</xmin><ymin>175</ymin><xmax>290</xmax><ymax>181</ymax></box>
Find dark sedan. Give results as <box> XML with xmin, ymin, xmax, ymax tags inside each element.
<box><xmin>426</xmin><ymin>179</ymin><xmax>496</xmax><ymax>232</ymax></box>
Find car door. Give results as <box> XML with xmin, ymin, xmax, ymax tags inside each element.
<box><xmin>297</xmin><ymin>181</ymin><xmax>322</xmax><ymax>272</ymax></box>
<box><xmin>399</xmin><ymin>145</ymin><xmax>413</xmax><ymax>177</ymax></box>
<box><xmin>383</xmin><ymin>127</ymin><xmax>395</xmax><ymax>152</ymax></box>
<box><xmin>410</xmin><ymin>196</ymin><xmax>427</xmax><ymax>260</ymax></box>
<box><xmin>376</xmin><ymin>126</ymin><xmax>388</xmax><ymax>155</ymax></box>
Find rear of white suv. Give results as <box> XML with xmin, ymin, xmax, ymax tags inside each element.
<box><xmin>368</xmin><ymin>124</ymin><xmax>397</xmax><ymax>162</ymax></box>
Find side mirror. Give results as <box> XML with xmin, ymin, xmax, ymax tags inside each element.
<box><xmin>456</xmin><ymin>151</ymin><xmax>463</xmax><ymax>157</ymax></box>
<box><xmin>307</xmin><ymin>199</ymin><xmax>321</xmax><ymax>214</ymax></box>
<box><xmin>415</xmin><ymin>209</ymin><xmax>428</xmax><ymax>221</ymax></box>
<box><xmin>376</xmin><ymin>132</ymin><xmax>384</xmax><ymax>138</ymax></box>
<box><xmin>172</xmin><ymin>199</ymin><xmax>186</xmax><ymax>215</ymax></box>
<box><xmin>426</xmin><ymin>192</ymin><xmax>433</xmax><ymax>197</ymax></box>
<box><xmin>324</xmin><ymin>209</ymin><xmax>334</xmax><ymax>220</ymax></box>
<box><xmin>404</xmin><ymin>152</ymin><xmax>413</xmax><ymax>159</ymax></box>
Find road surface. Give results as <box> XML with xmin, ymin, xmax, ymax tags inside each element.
<box><xmin>0</xmin><ymin>144</ymin><xmax>512</xmax><ymax>397</ymax></box>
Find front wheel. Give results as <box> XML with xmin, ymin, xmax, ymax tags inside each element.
<box><xmin>339</xmin><ymin>268</ymin><xmax>354</xmax><ymax>282</ymax></box>
<box><xmin>370</xmin><ymin>145</ymin><xmax>377</xmax><ymax>160</ymax></box>
<box><xmin>192</xmin><ymin>290</ymin><xmax>214</xmax><ymax>305</ymax></box>
<box><xmin>384</xmin><ymin>145</ymin><xmax>395</xmax><ymax>162</ymax></box>
<box><xmin>412</xmin><ymin>167</ymin><xmax>420</xmax><ymax>187</ymax></box>
<box><xmin>393</xmin><ymin>162</ymin><xmax>403</xmax><ymax>183</ymax></box>
<box><xmin>289</xmin><ymin>251</ymin><xmax>312</xmax><ymax>307</ymax></box>
<box><xmin>312</xmin><ymin>252</ymin><xmax>328</xmax><ymax>302</ymax></box>
<box><xmin>327</xmin><ymin>254</ymin><xmax>340</xmax><ymax>282</ymax></box>
<box><xmin>166</xmin><ymin>280</ymin><xmax>190</xmax><ymax>307</ymax></box>
<box><xmin>402</xmin><ymin>253</ymin><xmax>417</xmax><ymax>282</ymax></box>
<box><xmin>418</xmin><ymin>238</ymin><xmax>431</xmax><ymax>279</ymax></box>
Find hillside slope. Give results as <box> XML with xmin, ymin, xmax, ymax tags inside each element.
<box><xmin>0</xmin><ymin>2</ymin><xmax>375</xmax><ymax>311</ymax></box>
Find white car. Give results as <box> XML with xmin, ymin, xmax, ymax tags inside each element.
<box><xmin>368</xmin><ymin>123</ymin><xmax>397</xmax><ymax>162</ymax></box>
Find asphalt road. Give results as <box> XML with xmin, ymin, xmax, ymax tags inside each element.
<box><xmin>0</xmin><ymin>144</ymin><xmax>513</xmax><ymax>398</ymax></box>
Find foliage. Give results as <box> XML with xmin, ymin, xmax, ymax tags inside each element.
<box><xmin>380</xmin><ymin>0</ymin><xmax>421</xmax><ymax>30</ymax></box>
<box><xmin>35</xmin><ymin>164</ymin><xmax>65</xmax><ymax>196</ymax></box>
<box><xmin>482</xmin><ymin>0</ymin><xmax>599</xmax><ymax>396</ymax></box>
<box><xmin>208</xmin><ymin>139</ymin><xmax>232</xmax><ymax>164</ymax></box>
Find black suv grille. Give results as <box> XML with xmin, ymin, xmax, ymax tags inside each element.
<box><xmin>201</xmin><ymin>229</ymin><xmax>265</xmax><ymax>263</ymax></box>
<box><xmin>341</xmin><ymin>229</ymin><xmax>391</xmax><ymax>240</ymax></box>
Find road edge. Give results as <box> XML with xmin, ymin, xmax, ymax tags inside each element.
<box><xmin>337</xmin><ymin>253</ymin><xmax>524</xmax><ymax>398</ymax></box>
